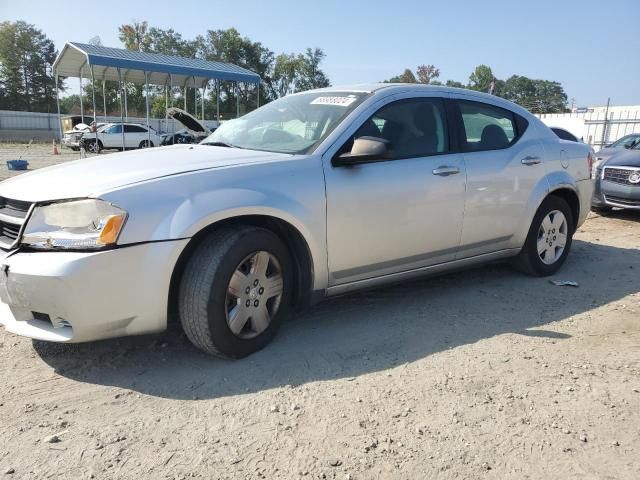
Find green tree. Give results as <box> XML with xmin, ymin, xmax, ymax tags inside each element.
<box><xmin>386</xmin><ymin>68</ymin><xmax>417</xmax><ymax>83</ymax></box>
<box><xmin>295</xmin><ymin>48</ymin><xmax>331</xmax><ymax>92</ymax></box>
<box><xmin>501</xmin><ymin>75</ymin><xmax>567</xmax><ymax>113</ymax></box>
<box><xmin>269</xmin><ymin>48</ymin><xmax>330</xmax><ymax>98</ymax></box>
<box><xmin>270</xmin><ymin>53</ymin><xmax>300</xmax><ymax>98</ymax></box>
<box><xmin>0</xmin><ymin>20</ymin><xmax>62</xmax><ymax>112</ymax></box>
<box><xmin>445</xmin><ymin>80</ymin><xmax>465</xmax><ymax>88</ymax></box>
<box><xmin>116</xmin><ymin>22</ymin><xmax>332</xmax><ymax>118</ymax></box>
<box><xmin>118</xmin><ymin>20</ymin><xmax>150</xmax><ymax>52</ymax></box>
<box><xmin>468</xmin><ymin>64</ymin><xmax>494</xmax><ymax>92</ymax></box>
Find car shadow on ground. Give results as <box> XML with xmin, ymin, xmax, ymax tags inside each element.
<box><xmin>599</xmin><ymin>209</ymin><xmax>640</xmax><ymax>222</ymax></box>
<box><xmin>33</xmin><ymin>239</ymin><xmax>640</xmax><ymax>400</ymax></box>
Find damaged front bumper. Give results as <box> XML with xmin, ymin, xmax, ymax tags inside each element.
<box><xmin>0</xmin><ymin>240</ymin><xmax>188</xmax><ymax>343</ymax></box>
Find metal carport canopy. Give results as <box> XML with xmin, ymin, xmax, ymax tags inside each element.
<box><xmin>53</xmin><ymin>42</ymin><xmax>261</xmax><ymax>85</ymax></box>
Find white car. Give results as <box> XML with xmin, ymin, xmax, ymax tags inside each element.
<box><xmin>0</xmin><ymin>84</ymin><xmax>593</xmax><ymax>358</ymax></box>
<box><xmin>82</xmin><ymin>122</ymin><xmax>163</xmax><ymax>153</ymax></box>
<box><xmin>61</xmin><ymin>122</ymin><xmax>107</xmax><ymax>150</ymax></box>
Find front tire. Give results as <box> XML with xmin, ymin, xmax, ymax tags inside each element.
<box><xmin>85</xmin><ymin>139</ymin><xmax>102</xmax><ymax>154</ymax></box>
<box><xmin>178</xmin><ymin>226</ymin><xmax>293</xmax><ymax>358</ymax></box>
<box><xmin>514</xmin><ymin>196</ymin><xmax>574</xmax><ymax>276</ymax></box>
<box><xmin>139</xmin><ymin>140</ymin><xmax>154</xmax><ymax>148</ymax></box>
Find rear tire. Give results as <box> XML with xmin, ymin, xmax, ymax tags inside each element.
<box><xmin>514</xmin><ymin>196</ymin><xmax>574</xmax><ymax>276</ymax></box>
<box><xmin>139</xmin><ymin>140</ymin><xmax>154</xmax><ymax>148</ymax></box>
<box><xmin>178</xmin><ymin>226</ymin><xmax>293</xmax><ymax>358</ymax></box>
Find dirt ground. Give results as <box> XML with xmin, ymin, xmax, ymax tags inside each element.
<box><xmin>0</xmin><ymin>144</ymin><xmax>638</xmax><ymax>479</ymax></box>
<box><xmin>0</xmin><ymin>143</ymin><xmax>95</xmax><ymax>182</ymax></box>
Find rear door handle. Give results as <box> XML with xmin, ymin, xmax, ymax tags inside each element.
<box><xmin>432</xmin><ymin>166</ymin><xmax>460</xmax><ymax>176</ymax></box>
<box><xmin>521</xmin><ymin>156</ymin><xmax>541</xmax><ymax>165</ymax></box>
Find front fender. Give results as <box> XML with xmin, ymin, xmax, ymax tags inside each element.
<box><xmin>98</xmin><ymin>159</ymin><xmax>329</xmax><ymax>290</ymax></box>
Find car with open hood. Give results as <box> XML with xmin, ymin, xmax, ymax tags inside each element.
<box><xmin>161</xmin><ymin>107</ymin><xmax>218</xmax><ymax>145</ymax></box>
<box><xmin>0</xmin><ymin>84</ymin><xmax>593</xmax><ymax>358</ymax></box>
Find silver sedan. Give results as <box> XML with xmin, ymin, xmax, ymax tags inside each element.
<box><xmin>0</xmin><ymin>84</ymin><xmax>593</xmax><ymax>357</ymax></box>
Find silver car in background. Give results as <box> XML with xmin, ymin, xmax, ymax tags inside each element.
<box><xmin>0</xmin><ymin>84</ymin><xmax>594</xmax><ymax>358</ymax></box>
<box><xmin>592</xmin><ymin>133</ymin><xmax>640</xmax><ymax>168</ymax></box>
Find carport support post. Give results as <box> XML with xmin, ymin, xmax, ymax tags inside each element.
<box><xmin>165</xmin><ymin>76</ymin><xmax>169</xmax><ymax>132</ymax></box>
<box><xmin>184</xmin><ymin>85</ymin><xmax>187</xmax><ymax>111</ymax></box>
<box><xmin>117</xmin><ymin>67</ymin><xmax>125</xmax><ymax>151</ymax></box>
<box><xmin>236</xmin><ymin>82</ymin><xmax>240</xmax><ymax>118</ymax></box>
<box><xmin>123</xmin><ymin>77</ymin><xmax>128</xmax><ymax>121</ymax></box>
<box><xmin>55</xmin><ymin>73</ymin><xmax>62</xmax><ymax>142</ymax></box>
<box><xmin>102</xmin><ymin>80</ymin><xmax>107</xmax><ymax>122</ymax></box>
<box><xmin>90</xmin><ymin>65</ymin><xmax>98</xmax><ymax>153</ymax></box>
<box><xmin>216</xmin><ymin>79</ymin><xmax>220</xmax><ymax>123</ymax></box>
<box><xmin>193</xmin><ymin>76</ymin><xmax>198</xmax><ymax>119</ymax></box>
<box><xmin>79</xmin><ymin>71</ymin><xmax>84</xmax><ymax>122</ymax></box>
<box><xmin>145</xmin><ymin>71</ymin><xmax>151</xmax><ymax>147</ymax></box>
<box><xmin>169</xmin><ymin>74</ymin><xmax>175</xmax><ymax>143</ymax></box>
<box><xmin>256</xmin><ymin>81</ymin><xmax>260</xmax><ymax>109</ymax></box>
<box><xmin>201</xmin><ymin>81</ymin><xmax>206</xmax><ymax>121</ymax></box>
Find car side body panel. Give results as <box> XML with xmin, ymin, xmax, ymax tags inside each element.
<box><xmin>99</xmin><ymin>156</ymin><xmax>329</xmax><ymax>290</ymax></box>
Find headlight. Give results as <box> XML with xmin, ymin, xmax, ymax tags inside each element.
<box><xmin>592</xmin><ymin>159</ymin><xmax>604</xmax><ymax>178</ymax></box>
<box><xmin>21</xmin><ymin>199</ymin><xmax>128</xmax><ymax>250</ymax></box>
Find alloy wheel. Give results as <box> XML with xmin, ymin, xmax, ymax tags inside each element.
<box><xmin>225</xmin><ymin>251</ymin><xmax>283</xmax><ymax>339</ymax></box>
<box><xmin>536</xmin><ymin>210</ymin><xmax>568</xmax><ymax>265</ymax></box>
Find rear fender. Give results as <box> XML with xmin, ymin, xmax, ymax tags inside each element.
<box><xmin>511</xmin><ymin>171</ymin><xmax>578</xmax><ymax>248</ymax></box>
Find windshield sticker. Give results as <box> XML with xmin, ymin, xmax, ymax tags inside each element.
<box><xmin>310</xmin><ymin>96</ymin><xmax>358</xmax><ymax>107</ymax></box>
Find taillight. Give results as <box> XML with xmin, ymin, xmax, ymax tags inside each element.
<box><xmin>587</xmin><ymin>152</ymin><xmax>594</xmax><ymax>179</ymax></box>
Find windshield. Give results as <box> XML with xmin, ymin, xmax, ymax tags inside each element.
<box><xmin>201</xmin><ymin>91</ymin><xmax>369</xmax><ymax>154</ymax></box>
<box><xmin>611</xmin><ymin>135</ymin><xmax>640</xmax><ymax>148</ymax></box>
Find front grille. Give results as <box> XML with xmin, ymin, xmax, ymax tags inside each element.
<box><xmin>604</xmin><ymin>195</ymin><xmax>640</xmax><ymax>207</ymax></box>
<box><xmin>0</xmin><ymin>197</ymin><xmax>31</xmax><ymax>220</ymax></box>
<box><xmin>603</xmin><ymin>167</ymin><xmax>640</xmax><ymax>186</ymax></box>
<box><xmin>0</xmin><ymin>196</ymin><xmax>33</xmax><ymax>250</ymax></box>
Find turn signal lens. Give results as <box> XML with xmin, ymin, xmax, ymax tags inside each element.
<box><xmin>98</xmin><ymin>214</ymin><xmax>127</xmax><ymax>245</ymax></box>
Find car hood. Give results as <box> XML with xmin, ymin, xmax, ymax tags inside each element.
<box><xmin>604</xmin><ymin>149</ymin><xmax>640</xmax><ymax>167</ymax></box>
<box><xmin>594</xmin><ymin>147</ymin><xmax>623</xmax><ymax>161</ymax></box>
<box><xmin>167</xmin><ymin>107</ymin><xmax>209</xmax><ymax>135</ymax></box>
<box><xmin>0</xmin><ymin>144</ymin><xmax>292</xmax><ymax>202</ymax></box>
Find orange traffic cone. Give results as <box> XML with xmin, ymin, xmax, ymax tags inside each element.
<box><xmin>52</xmin><ymin>139</ymin><xmax>59</xmax><ymax>155</ymax></box>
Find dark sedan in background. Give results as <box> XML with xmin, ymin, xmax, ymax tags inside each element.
<box><xmin>592</xmin><ymin>141</ymin><xmax>640</xmax><ymax>212</ymax></box>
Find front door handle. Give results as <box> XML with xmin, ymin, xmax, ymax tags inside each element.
<box><xmin>521</xmin><ymin>155</ymin><xmax>541</xmax><ymax>165</ymax></box>
<box><xmin>432</xmin><ymin>166</ymin><xmax>460</xmax><ymax>176</ymax></box>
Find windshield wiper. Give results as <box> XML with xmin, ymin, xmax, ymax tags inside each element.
<box><xmin>202</xmin><ymin>141</ymin><xmax>242</xmax><ymax>149</ymax></box>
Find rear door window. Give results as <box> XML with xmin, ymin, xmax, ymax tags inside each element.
<box><xmin>457</xmin><ymin>100</ymin><xmax>522</xmax><ymax>152</ymax></box>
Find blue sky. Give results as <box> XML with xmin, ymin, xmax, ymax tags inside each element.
<box><xmin>2</xmin><ymin>0</ymin><xmax>638</xmax><ymax>106</ymax></box>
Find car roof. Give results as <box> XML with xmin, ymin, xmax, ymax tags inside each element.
<box><xmin>305</xmin><ymin>83</ymin><xmax>533</xmax><ymax>118</ymax></box>
<box><xmin>102</xmin><ymin>122</ymin><xmax>150</xmax><ymax>127</ymax></box>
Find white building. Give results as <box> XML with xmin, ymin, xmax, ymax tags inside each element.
<box><xmin>537</xmin><ymin>105</ymin><xmax>640</xmax><ymax>148</ymax></box>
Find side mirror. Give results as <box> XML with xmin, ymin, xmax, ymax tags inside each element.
<box><xmin>332</xmin><ymin>136</ymin><xmax>389</xmax><ymax>167</ymax></box>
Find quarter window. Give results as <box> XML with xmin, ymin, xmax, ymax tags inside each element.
<box><xmin>458</xmin><ymin>101</ymin><xmax>519</xmax><ymax>152</ymax></box>
<box><xmin>349</xmin><ymin>98</ymin><xmax>449</xmax><ymax>159</ymax></box>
